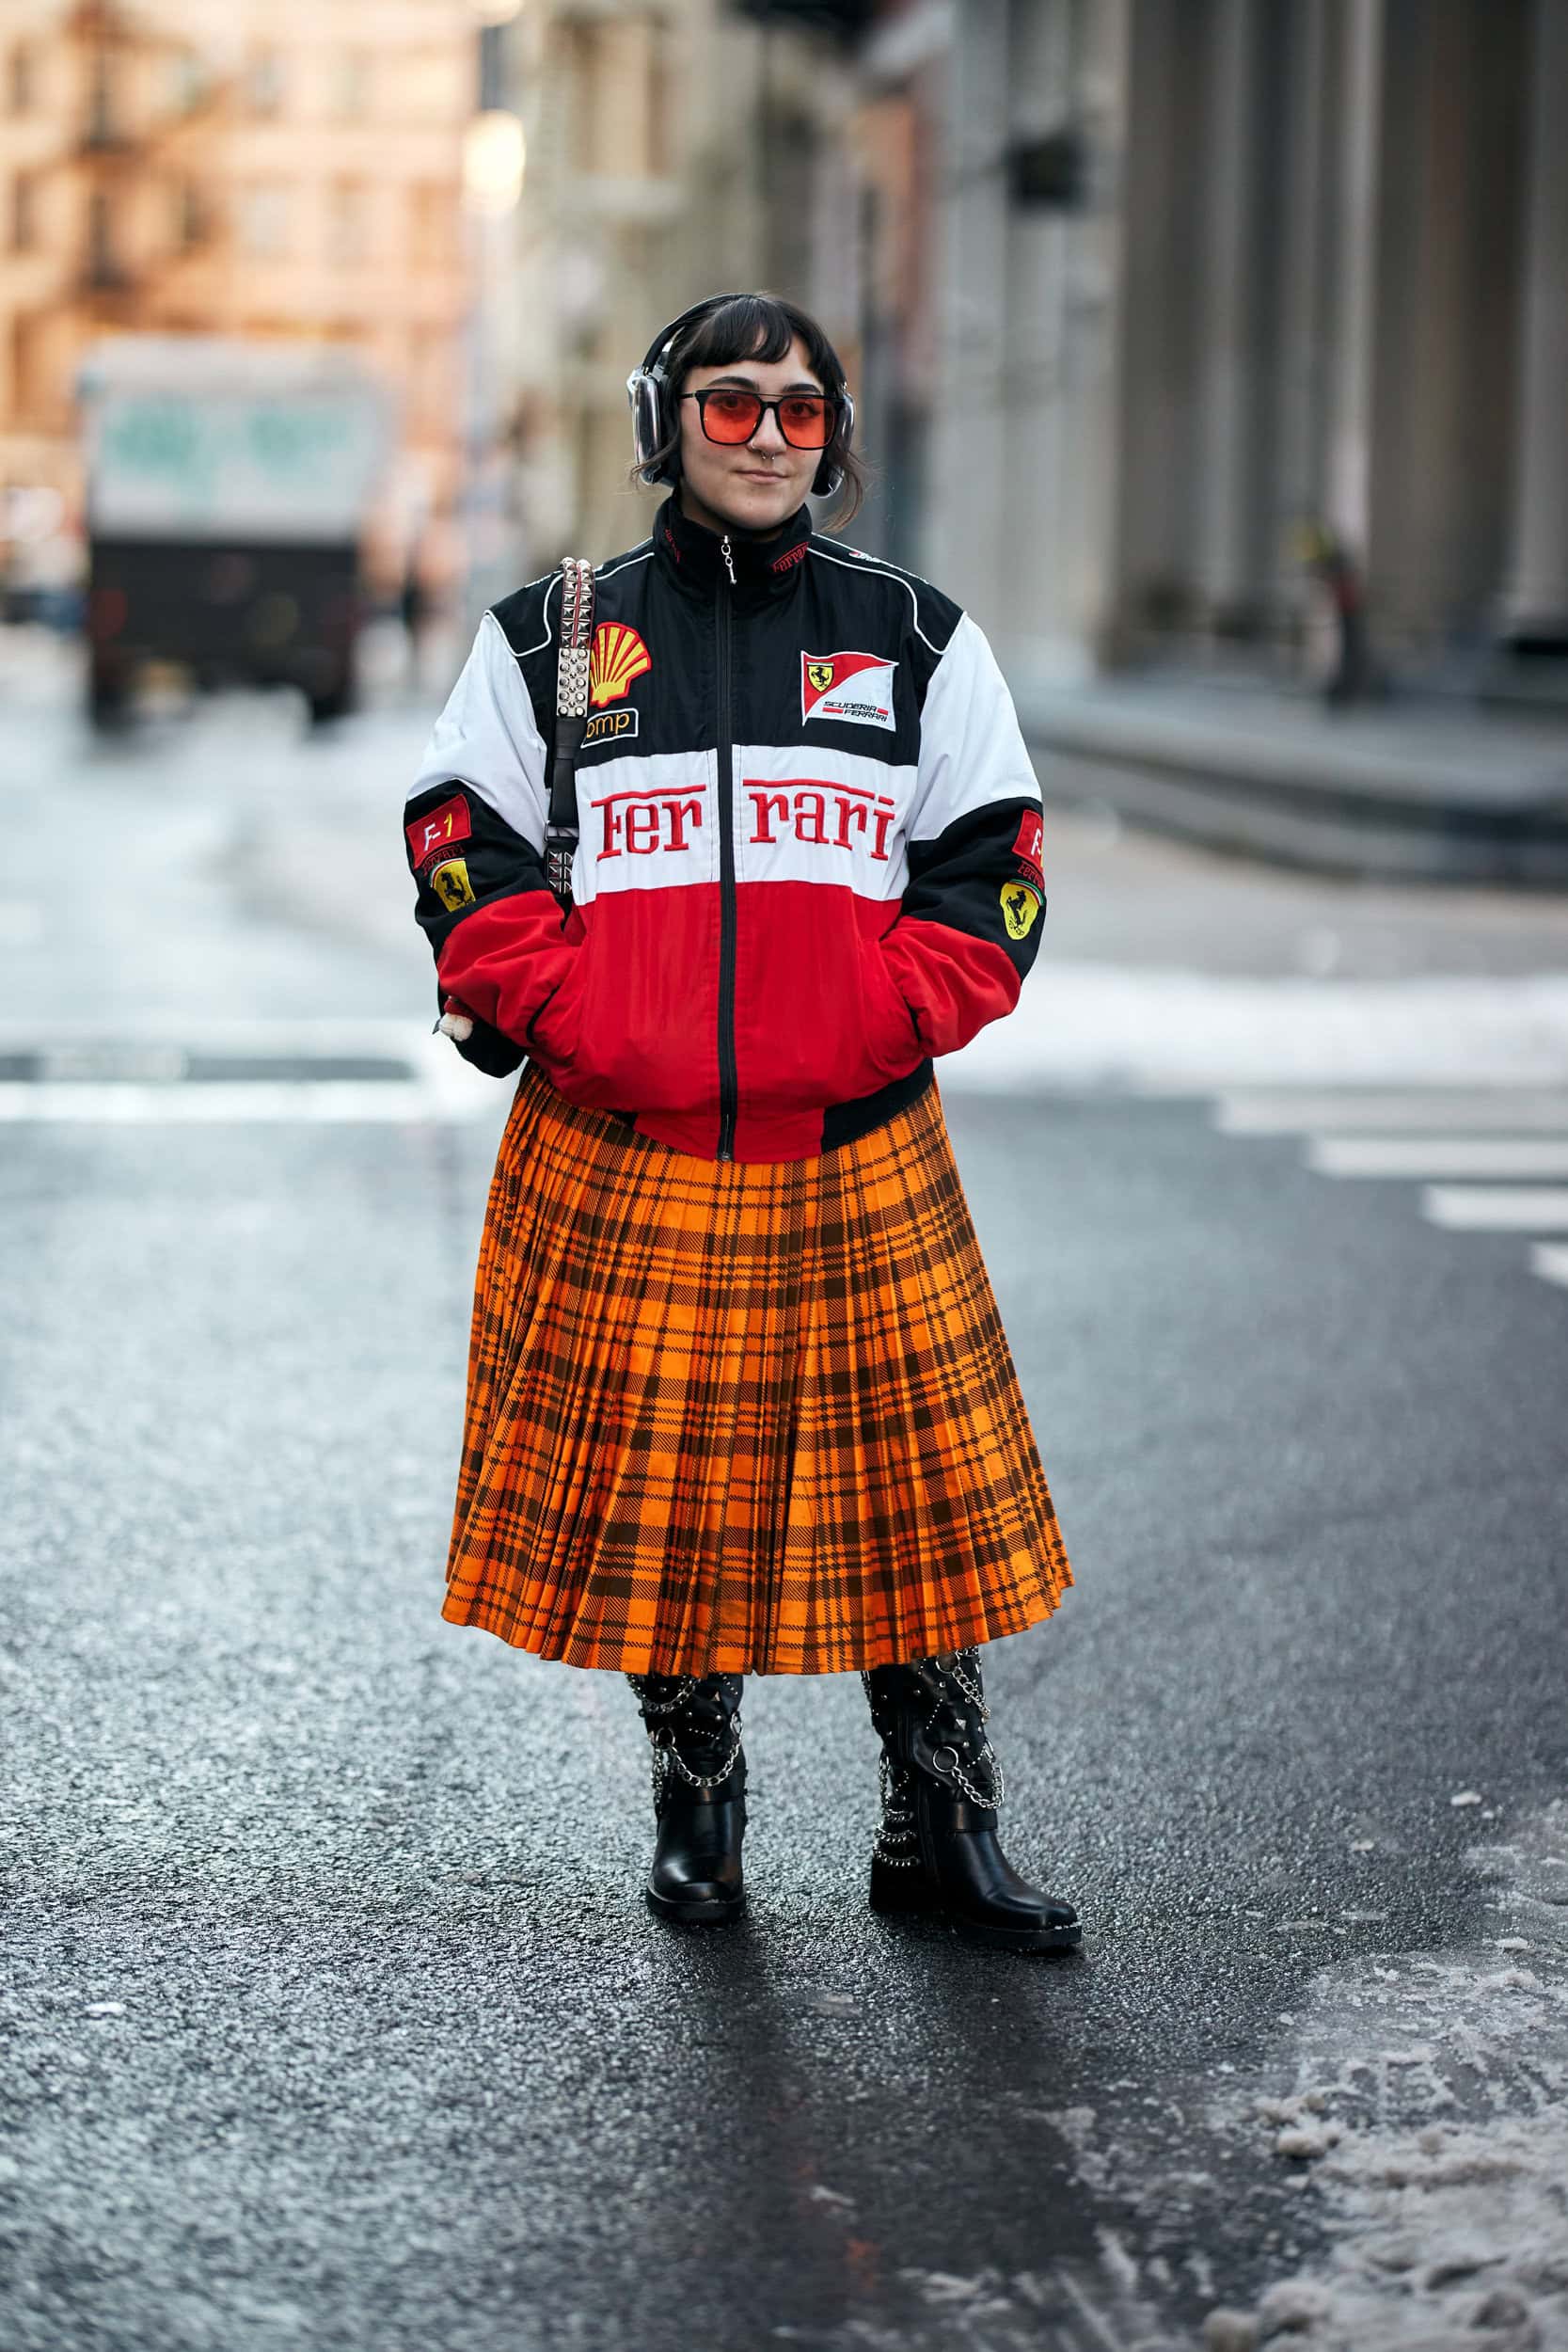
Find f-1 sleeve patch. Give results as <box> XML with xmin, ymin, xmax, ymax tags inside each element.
<box><xmin>406</xmin><ymin>792</ymin><xmax>472</xmax><ymax>869</ymax></box>
<box><xmin>1012</xmin><ymin>808</ymin><xmax>1044</xmax><ymax>886</ymax></box>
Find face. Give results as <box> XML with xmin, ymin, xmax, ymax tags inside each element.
<box><xmin>674</xmin><ymin>335</ymin><xmax>830</xmax><ymax>537</ymax></box>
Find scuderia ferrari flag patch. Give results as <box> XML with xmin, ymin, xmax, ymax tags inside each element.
<box><xmin>801</xmin><ymin>651</ymin><xmax>897</xmax><ymax>731</ymax></box>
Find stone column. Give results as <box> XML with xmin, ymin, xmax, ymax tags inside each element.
<box><xmin>1065</xmin><ymin>0</ymin><xmax>1133</xmax><ymax>675</ymax></box>
<box><xmin>1194</xmin><ymin>0</ymin><xmax>1265</xmax><ymax>629</ymax></box>
<box><xmin>998</xmin><ymin>0</ymin><xmax>1072</xmax><ymax>667</ymax></box>
<box><xmin>1499</xmin><ymin>0</ymin><xmax>1568</xmax><ymax>640</ymax></box>
<box><xmin>1105</xmin><ymin>0</ymin><xmax>1206</xmax><ymax>661</ymax></box>
<box><xmin>926</xmin><ymin>0</ymin><xmax>1010</xmax><ymax>632</ymax></box>
<box><xmin>1324</xmin><ymin>0</ymin><xmax>1384</xmax><ymax>562</ymax></box>
<box><xmin>1271</xmin><ymin>0</ymin><xmax>1332</xmax><ymax>622</ymax></box>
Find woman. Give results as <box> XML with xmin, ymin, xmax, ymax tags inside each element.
<box><xmin>402</xmin><ymin>292</ymin><xmax>1080</xmax><ymax>1953</ymax></box>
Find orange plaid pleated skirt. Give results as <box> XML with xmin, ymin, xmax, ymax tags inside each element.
<box><xmin>442</xmin><ymin>1058</ymin><xmax>1073</xmax><ymax>1676</ymax></box>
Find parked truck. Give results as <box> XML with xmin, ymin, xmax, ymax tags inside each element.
<box><xmin>76</xmin><ymin>337</ymin><xmax>391</xmax><ymax>728</ymax></box>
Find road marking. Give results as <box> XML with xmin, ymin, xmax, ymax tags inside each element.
<box><xmin>1211</xmin><ymin>1083</ymin><xmax>1568</xmax><ymax>1294</ymax></box>
<box><xmin>1422</xmin><ymin>1185</ymin><xmax>1568</xmax><ymax>1231</ymax></box>
<box><xmin>0</xmin><ymin>1022</ymin><xmax>502</xmax><ymax>1122</ymax></box>
<box><xmin>1307</xmin><ymin>1136</ymin><xmax>1568</xmax><ymax>1179</ymax></box>
<box><xmin>0</xmin><ymin>1081</ymin><xmax>446</xmax><ymax>1122</ymax></box>
<box><xmin>1216</xmin><ymin>1089</ymin><xmax>1568</xmax><ymax>1135</ymax></box>
<box><xmin>956</xmin><ymin>967</ymin><xmax>1568</xmax><ymax>1093</ymax></box>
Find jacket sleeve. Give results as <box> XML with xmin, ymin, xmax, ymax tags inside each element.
<box><xmin>878</xmin><ymin>611</ymin><xmax>1048</xmax><ymax>1059</ymax></box>
<box><xmin>403</xmin><ymin>605</ymin><xmax>578</xmax><ymax>1064</ymax></box>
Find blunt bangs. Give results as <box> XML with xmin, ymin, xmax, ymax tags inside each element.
<box><xmin>671</xmin><ymin>294</ymin><xmax>842</xmax><ymax>395</ymax></box>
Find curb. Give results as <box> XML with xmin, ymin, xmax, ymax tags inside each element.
<box><xmin>1018</xmin><ymin>692</ymin><xmax>1568</xmax><ymax>887</ymax></box>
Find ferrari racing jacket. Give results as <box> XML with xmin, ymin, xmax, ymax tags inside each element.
<box><xmin>403</xmin><ymin>495</ymin><xmax>1049</xmax><ymax>1164</ymax></box>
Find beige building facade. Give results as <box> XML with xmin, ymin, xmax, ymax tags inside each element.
<box><xmin>0</xmin><ymin>0</ymin><xmax>478</xmax><ymax>596</ymax></box>
<box><xmin>850</xmin><ymin>0</ymin><xmax>1568</xmax><ymax>694</ymax></box>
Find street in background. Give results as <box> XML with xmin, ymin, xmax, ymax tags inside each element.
<box><xmin>76</xmin><ymin>336</ymin><xmax>390</xmax><ymax>729</ymax></box>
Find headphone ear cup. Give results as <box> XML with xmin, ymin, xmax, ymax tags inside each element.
<box><xmin>629</xmin><ymin>373</ymin><xmax>674</xmax><ymax>484</ymax></box>
<box><xmin>812</xmin><ymin>389</ymin><xmax>854</xmax><ymax>499</ymax></box>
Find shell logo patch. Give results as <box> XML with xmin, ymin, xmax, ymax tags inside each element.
<box><xmin>801</xmin><ymin>651</ymin><xmax>897</xmax><ymax>731</ymax></box>
<box><xmin>431</xmin><ymin>858</ymin><xmax>476</xmax><ymax>913</ymax></box>
<box><xmin>406</xmin><ymin>792</ymin><xmax>471</xmax><ymax>868</ymax></box>
<box><xmin>588</xmin><ymin>623</ymin><xmax>652</xmax><ymax>709</ymax></box>
<box><xmin>1001</xmin><ymin>879</ymin><xmax>1042</xmax><ymax>940</ymax></box>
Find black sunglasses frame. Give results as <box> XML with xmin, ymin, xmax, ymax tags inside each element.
<box><xmin>680</xmin><ymin>388</ymin><xmax>840</xmax><ymax>452</ymax></box>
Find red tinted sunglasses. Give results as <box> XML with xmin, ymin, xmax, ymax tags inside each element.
<box><xmin>682</xmin><ymin>388</ymin><xmax>837</xmax><ymax>451</ymax></box>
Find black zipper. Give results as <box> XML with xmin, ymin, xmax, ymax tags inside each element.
<box><xmin>715</xmin><ymin>533</ymin><xmax>738</xmax><ymax>1162</ymax></box>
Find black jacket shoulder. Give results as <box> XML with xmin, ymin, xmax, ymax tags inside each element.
<box><xmin>489</xmin><ymin>542</ymin><xmax>657</xmax><ymax>740</ymax></box>
<box><xmin>805</xmin><ymin>535</ymin><xmax>965</xmax><ymax>701</ymax></box>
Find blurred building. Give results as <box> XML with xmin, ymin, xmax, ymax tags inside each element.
<box><xmin>849</xmin><ymin>0</ymin><xmax>1568</xmax><ymax>698</ymax></box>
<box><xmin>0</xmin><ymin>0</ymin><xmax>479</xmax><ymax>604</ymax></box>
<box><xmin>472</xmin><ymin>0</ymin><xmax>867</xmax><ymax>586</ymax></box>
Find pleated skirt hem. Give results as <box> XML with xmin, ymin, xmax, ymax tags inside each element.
<box><xmin>440</xmin><ymin>1570</ymin><xmax>1068</xmax><ymax>1679</ymax></box>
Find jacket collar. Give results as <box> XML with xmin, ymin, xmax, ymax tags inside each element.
<box><xmin>655</xmin><ymin>493</ymin><xmax>812</xmax><ymax>602</ymax></box>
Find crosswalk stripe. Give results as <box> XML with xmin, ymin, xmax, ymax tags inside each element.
<box><xmin>1215</xmin><ymin>1089</ymin><xmax>1568</xmax><ymax>1135</ymax></box>
<box><xmin>1214</xmin><ymin>1086</ymin><xmax>1568</xmax><ymax>1295</ymax></box>
<box><xmin>1307</xmin><ymin>1136</ymin><xmax>1568</xmax><ymax>1179</ymax></box>
<box><xmin>1421</xmin><ymin>1185</ymin><xmax>1568</xmax><ymax>1230</ymax></box>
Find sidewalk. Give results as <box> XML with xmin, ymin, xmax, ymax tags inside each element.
<box><xmin>1014</xmin><ymin>672</ymin><xmax>1568</xmax><ymax>887</ymax></box>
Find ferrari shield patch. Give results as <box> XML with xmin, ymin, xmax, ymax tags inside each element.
<box><xmin>431</xmin><ymin>858</ymin><xmax>476</xmax><ymax>914</ymax></box>
<box><xmin>1001</xmin><ymin>879</ymin><xmax>1042</xmax><ymax>940</ymax></box>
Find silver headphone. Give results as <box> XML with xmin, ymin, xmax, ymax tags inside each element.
<box><xmin>626</xmin><ymin>294</ymin><xmax>855</xmax><ymax>501</ymax></box>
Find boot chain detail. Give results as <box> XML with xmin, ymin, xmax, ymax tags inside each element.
<box><xmin>871</xmin><ymin>1751</ymin><xmax>922</xmax><ymax>1868</ymax></box>
<box><xmin>862</xmin><ymin>1645</ymin><xmax>1005</xmax><ymax>1827</ymax></box>
<box><xmin>626</xmin><ymin>1671</ymin><xmax>745</xmax><ymax>1807</ymax></box>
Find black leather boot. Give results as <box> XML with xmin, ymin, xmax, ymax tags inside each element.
<box><xmin>862</xmin><ymin>1649</ymin><xmax>1081</xmax><ymax>1953</ymax></box>
<box><xmin>626</xmin><ymin>1671</ymin><xmax>747</xmax><ymax>1924</ymax></box>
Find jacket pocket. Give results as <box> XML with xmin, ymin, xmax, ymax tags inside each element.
<box><xmin>531</xmin><ymin>895</ymin><xmax>719</xmax><ymax>1113</ymax></box>
<box><xmin>860</xmin><ymin>934</ymin><xmax>926</xmax><ymax>1077</ymax></box>
<box><xmin>525</xmin><ymin>939</ymin><xmax>593</xmax><ymax>1066</ymax></box>
<box><xmin>750</xmin><ymin>914</ymin><xmax>926</xmax><ymax>1117</ymax></box>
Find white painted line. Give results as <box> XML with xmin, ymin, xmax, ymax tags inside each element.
<box><xmin>1217</xmin><ymin>1090</ymin><xmax>1568</xmax><ymax>1135</ymax></box>
<box><xmin>0</xmin><ymin>1020</ymin><xmax>510</xmax><ymax>1120</ymax></box>
<box><xmin>948</xmin><ymin>968</ymin><xmax>1568</xmax><ymax>1093</ymax></box>
<box><xmin>0</xmin><ymin>1082</ymin><xmax>483</xmax><ymax>1123</ymax></box>
<box><xmin>0</xmin><ymin>1017</ymin><xmax>438</xmax><ymax>1052</ymax></box>
<box><xmin>1532</xmin><ymin>1243</ymin><xmax>1568</xmax><ymax>1288</ymax></box>
<box><xmin>1422</xmin><ymin>1186</ymin><xmax>1568</xmax><ymax>1231</ymax></box>
<box><xmin>1308</xmin><ymin>1136</ymin><xmax>1568</xmax><ymax>1179</ymax></box>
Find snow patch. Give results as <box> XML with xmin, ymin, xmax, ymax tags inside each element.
<box><xmin>1204</xmin><ymin>1796</ymin><xmax>1568</xmax><ymax>2349</ymax></box>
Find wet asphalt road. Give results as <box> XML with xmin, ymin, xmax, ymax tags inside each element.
<box><xmin>5</xmin><ymin>1082</ymin><xmax>1565</xmax><ymax>2351</ymax></box>
<box><xmin>2</xmin><ymin>658</ymin><xmax>1566</xmax><ymax>2350</ymax></box>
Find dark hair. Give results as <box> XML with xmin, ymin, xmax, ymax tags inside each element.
<box><xmin>631</xmin><ymin>290</ymin><xmax>867</xmax><ymax>530</ymax></box>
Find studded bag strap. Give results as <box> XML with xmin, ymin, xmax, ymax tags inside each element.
<box><xmin>546</xmin><ymin>556</ymin><xmax>594</xmax><ymax>909</ymax></box>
